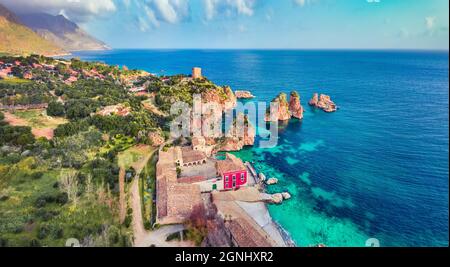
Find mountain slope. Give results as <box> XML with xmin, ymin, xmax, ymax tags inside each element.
<box><xmin>18</xmin><ymin>13</ymin><xmax>110</xmax><ymax>52</ymax></box>
<box><xmin>0</xmin><ymin>4</ymin><xmax>65</xmax><ymax>56</ymax></box>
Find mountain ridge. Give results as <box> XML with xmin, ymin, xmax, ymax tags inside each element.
<box><xmin>18</xmin><ymin>13</ymin><xmax>110</xmax><ymax>52</ymax></box>
<box><xmin>0</xmin><ymin>3</ymin><xmax>65</xmax><ymax>56</ymax></box>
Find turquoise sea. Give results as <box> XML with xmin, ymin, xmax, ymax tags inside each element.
<box><xmin>70</xmin><ymin>49</ymin><xmax>449</xmax><ymax>247</ymax></box>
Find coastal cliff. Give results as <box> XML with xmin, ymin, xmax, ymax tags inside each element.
<box><xmin>202</xmin><ymin>85</ymin><xmax>237</xmax><ymax>111</ymax></box>
<box><xmin>216</xmin><ymin>113</ymin><xmax>255</xmax><ymax>152</ymax></box>
<box><xmin>309</xmin><ymin>93</ymin><xmax>337</xmax><ymax>113</ymax></box>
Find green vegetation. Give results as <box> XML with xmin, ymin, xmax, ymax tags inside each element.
<box><xmin>0</xmin><ymin>54</ymin><xmax>234</xmax><ymax>247</ymax></box>
<box><xmin>9</xmin><ymin>109</ymin><xmax>67</xmax><ymax>129</ymax></box>
<box><xmin>0</xmin><ymin>81</ymin><xmax>53</xmax><ymax>106</ymax></box>
<box><xmin>291</xmin><ymin>91</ymin><xmax>299</xmax><ymax>98</ymax></box>
<box><xmin>0</xmin><ymin>77</ymin><xmax>32</xmax><ymax>85</ymax></box>
<box><xmin>0</xmin><ymin>111</ymin><xmax>35</xmax><ymax>147</ymax></box>
<box><xmin>46</xmin><ymin>101</ymin><xmax>65</xmax><ymax>117</ymax></box>
<box><xmin>139</xmin><ymin>152</ymin><xmax>158</xmax><ymax>230</ymax></box>
<box><xmin>0</xmin><ymin>157</ymin><xmax>131</xmax><ymax>247</ymax></box>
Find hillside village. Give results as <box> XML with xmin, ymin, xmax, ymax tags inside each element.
<box><xmin>0</xmin><ymin>54</ymin><xmax>295</xmax><ymax>247</ymax></box>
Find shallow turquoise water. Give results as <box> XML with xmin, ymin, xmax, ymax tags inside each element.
<box><xmin>71</xmin><ymin>50</ymin><xmax>449</xmax><ymax>247</ymax></box>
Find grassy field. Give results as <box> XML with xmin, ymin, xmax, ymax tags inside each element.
<box><xmin>0</xmin><ymin>15</ymin><xmax>64</xmax><ymax>56</ymax></box>
<box><xmin>3</xmin><ymin>109</ymin><xmax>67</xmax><ymax>139</ymax></box>
<box><xmin>0</xmin><ymin>157</ymin><xmax>130</xmax><ymax>247</ymax></box>
<box><xmin>118</xmin><ymin>145</ymin><xmax>154</xmax><ymax>173</ymax></box>
<box><xmin>0</xmin><ymin>77</ymin><xmax>32</xmax><ymax>85</ymax></box>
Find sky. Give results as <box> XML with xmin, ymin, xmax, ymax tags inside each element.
<box><xmin>1</xmin><ymin>0</ymin><xmax>449</xmax><ymax>49</ymax></box>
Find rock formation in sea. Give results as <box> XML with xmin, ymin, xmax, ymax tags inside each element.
<box><xmin>266</xmin><ymin>178</ymin><xmax>279</xmax><ymax>185</ymax></box>
<box><xmin>309</xmin><ymin>93</ymin><xmax>338</xmax><ymax>113</ymax></box>
<box><xmin>265</xmin><ymin>93</ymin><xmax>291</xmax><ymax>122</ymax></box>
<box><xmin>288</xmin><ymin>91</ymin><xmax>304</xmax><ymax>120</ymax></box>
<box><xmin>235</xmin><ymin>90</ymin><xmax>255</xmax><ymax>99</ymax></box>
<box><xmin>215</xmin><ymin>113</ymin><xmax>255</xmax><ymax>152</ymax></box>
<box><xmin>271</xmin><ymin>193</ymin><xmax>284</xmax><ymax>204</ymax></box>
<box><xmin>282</xmin><ymin>192</ymin><xmax>292</xmax><ymax>200</ymax></box>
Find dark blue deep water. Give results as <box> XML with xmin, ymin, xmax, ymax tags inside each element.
<box><xmin>71</xmin><ymin>49</ymin><xmax>449</xmax><ymax>247</ymax></box>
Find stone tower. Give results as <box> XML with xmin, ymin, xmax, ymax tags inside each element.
<box><xmin>192</xmin><ymin>67</ymin><xmax>202</xmax><ymax>79</ymax></box>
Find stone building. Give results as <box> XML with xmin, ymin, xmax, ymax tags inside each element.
<box><xmin>192</xmin><ymin>67</ymin><xmax>202</xmax><ymax>79</ymax></box>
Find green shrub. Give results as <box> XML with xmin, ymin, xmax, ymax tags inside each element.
<box><xmin>124</xmin><ymin>215</ymin><xmax>132</xmax><ymax>228</ymax></box>
<box><xmin>30</xmin><ymin>171</ymin><xmax>44</xmax><ymax>180</ymax></box>
<box><xmin>47</xmin><ymin>101</ymin><xmax>65</xmax><ymax>117</ymax></box>
<box><xmin>37</xmin><ymin>225</ymin><xmax>49</xmax><ymax>240</ymax></box>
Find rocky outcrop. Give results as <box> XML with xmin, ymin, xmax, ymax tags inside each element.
<box><xmin>216</xmin><ymin>137</ymin><xmax>244</xmax><ymax>152</ymax></box>
<box><xmin>282</xmin><ymin>192</ymin><xmax>291</xmax><ymax>200</ymax></box>
<box><xmin>148</xmin><ymin>131</ymin><xmax>165</xmax><ymax>146</ymax></box>
<box><xmin>265</xmin><ymin>93</ymin><xmax>291</xmax><ymax>122</ymax></box>
<box><xmin>235</xmin><ymin>90</ymin><xmax>255</xmax><ymax>99</ymax></box>
<box><xmin>271</xmin><ymin>193</ymin><xmax>284</xmax><ymax>204</ymax></box>
<box><xmin>266</xmin><ymin>178</ymin><xmax>279</xmax><ymax>185</ymax></box>
<box><xmin>216</xmin><ymin>113</ymin><xmax>255</xmax><ymax>152</ymax></box>
<box><xmin>223</xmin><ymin>86</ymin><xmax>238</xmax><ymax>111</ymax></box>
<box><xmin>259</xmin><ymin>173</ymin><xmax>267</xmax><ymax>182</ymax></box>
<box><xmin>309</xmin><ymin>93</ymin><xmax>337</xmax><ymax>113</ymax></box>
<box><xmin>288</xmin><ymin>91</ymin><xmax>304</xmax><ymax>120</ymax></box>
<box><xmin>203</xmin><ymin>86</ymin><xmax>237</xmax><ymax>111</ymax></box>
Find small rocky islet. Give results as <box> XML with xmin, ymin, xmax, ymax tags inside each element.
<box><xmin>308</xmin><ymin>93</ymin><xmax>338</xmax><ymax>113</ymax></box>
<box><xmin>264</xmin><ymin>90</ymin><xmax>338</xmax><ymax>122</ymax></box>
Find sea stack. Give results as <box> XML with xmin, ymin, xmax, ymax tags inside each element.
<box><xmin>235</xmin><ymin>90</ymin><xmax>255</xmax><ymax>99</ymax></box>
<box><xmin>265</xmin><ymin>93</ymin><xmax>291</xmax><ymax>122</ymax></box>
<box><xmin>309</xmin><ymin>93</ymin><xmax>337</xmax><ymax>113</ymax></box>
<box><xmin>289</xmin><ymin>91</ymin><xmax>304</xmax><ymax>120</ymax></box>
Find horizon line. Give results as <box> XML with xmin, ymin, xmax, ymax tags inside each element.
<box><xmin>101</xmin><ymin>47</ymin><xmax>449</xmax><ymax>52</ymax></box>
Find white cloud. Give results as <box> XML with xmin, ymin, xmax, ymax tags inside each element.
<box><xmin>123</xmin><ymin>0</ymin><xmax>189</xmax><ymax>31</ymax></box>
<box><xmin>0</xmin><ymin>0</ymin><xmax>116</xmax><ymax>22</ymax></box>
<box><xmin>144</xmin><ymin>5</ymin><xmax>160</xmax><ymax>28</ymax></box>
<box><xmin>149</xmin><ymin>0</ymin><xmax>189</xmax><ymax>24</ymax></box>
<box><xmin>203</xmin><ymin>0</ymin><xmax>256</xmax><ymax>20</ymax></box>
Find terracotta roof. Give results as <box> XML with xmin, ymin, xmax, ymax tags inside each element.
<box><xmin>178</xmin><ymin>175</ymin><xmax>207</xmax><ymax>184</ymax></box>
<box><xmin>157</xmin><ymin>177</ymin><xmax>168</xmax><ymax>217</ymax></box>
<box><xmin>192</xmin><ymin>136</ymin><xmax>206</xmax><ymax>147</ymax></box>
<box><xmin>216</xmin><ymin>153</ymin><xmax>246</xmax><ymax>174</ymax></box>
<box><xmin>227</xmin><ymin>218</ymin><xmax>273</xmax><ymax>247</ymax></box>
<box><xmin>181</xmin><ymin>147</ymin><xmax>206</xmax><ymax>163</ymax></box>
<box><xmin>156</xmin><ymin>146</ymin><xmax>204</xmax><ymax>224</ymax></box>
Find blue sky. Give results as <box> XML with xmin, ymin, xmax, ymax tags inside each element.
<box><xmin>2</xmin><ymin>0</ymin><xmax>449</xmax><ymax>49</ymax></box>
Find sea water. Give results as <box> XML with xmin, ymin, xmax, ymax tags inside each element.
<box><xmin>71</xmin><ymin>49</ymin><xmax>449</xmax><ymax>247</ymax></box>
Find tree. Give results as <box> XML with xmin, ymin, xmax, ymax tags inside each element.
<box><xmin>47</xmin><ymin>101</ymin><xmax>65</xmax><ymax>117</ymax></box>
<box><xmin>59</xmin><ymin>170</ymin><xmax>79</xmax><ymax>205</ymax></box>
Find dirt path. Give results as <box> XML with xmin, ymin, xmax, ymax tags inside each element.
<box><xmin>3</xmin><ymin>112</ymin><xmax>27</xmax><ymax>126</ymax></box>
<box><xmin>119</xmin><ymin>168</ymin><xmax>126</xmax><ymax>223</ymax></box>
